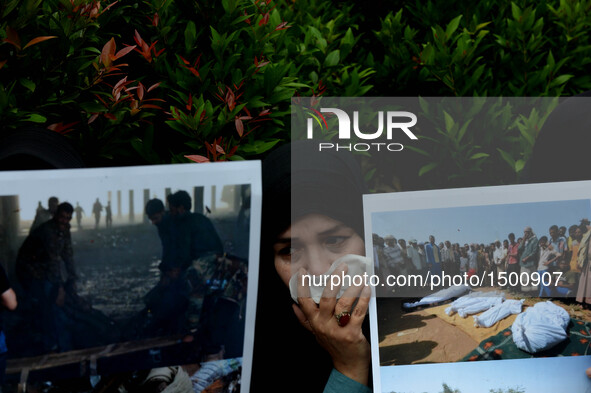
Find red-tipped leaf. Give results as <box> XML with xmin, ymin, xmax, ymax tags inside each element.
<box><xmin>101</xmin><ymin>38</ymin><xmax>116</xmax><ymax>67</ymax></box>
<box><xmin>185</xmin><ymin>155</ymin><xmax>210</xmax><ymax>163</ymax></box>
<box><xmin>114</xmin><ymin>45</ymin><xmax>136</xmax><ymax>60</ymax></box>
<box><xmin>140</xmin><ymin>104</ymin><xmax>162</xmax><ymax>109</ymax></box>
<box><xmin>147</xmin><ymin>82</ymin><xmax>161</xmax><ymax>92</ymax></box>
<box><xmin>23</xmin><ymin>36</ymin><xmax>58</xmax><ymax>50</ymax></box>
<box><xmin>137</xmin><ymin>82</ymin><xmax>145</xmax><ymax>101</ymax></box>
<box><xmin>235</xmin><ymin>118</ymin><xmax>244</xmax><ymax>137</ymax></box>
<box><xmin>4</xmin><ymin>27</ymin><xmax>21</xmax><ymax>50</ymax></box>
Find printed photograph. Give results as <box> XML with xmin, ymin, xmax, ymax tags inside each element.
<box><xmin>0</xmin><ymin>163</ymin><xmax>260</xmax><ymax>391</ymax></box>
<box><xmin>364</xmin><ymin>182</ymin><xmax>591</xmax><ymax>391</ymax></box>
<box><xmin>379</xmin><ymin>355</ymin><xmax>591</xmax><ymax>393</ymax></box>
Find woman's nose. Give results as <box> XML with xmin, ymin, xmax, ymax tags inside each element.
<box><xmin>305</xmin><ymin>247</ymin><xmax>333</xmax><ymax>276</ymax></box>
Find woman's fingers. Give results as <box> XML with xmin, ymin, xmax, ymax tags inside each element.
<box><xmin>350</xmin><ymin>286</ymin><xmax>371</xmax><ymax>327</ymax></box>
<box><xmin>296</xmin><ymin>268</ymin><xmax>321</xmax><ymax>321</ymax></box>
<box><xmin>296</xmin><ymin>264</ymin><xmax>371</xmax><ymax>329</ymax></box>
<box><xmin>333</xmin><ymin>278</ymin><xmax>364</xmax><ymax>318</ymax></box>
<box><xmin>318</xmin><ymin>264</ymin><xmax>348</xmax><ymax>317</ymax></box>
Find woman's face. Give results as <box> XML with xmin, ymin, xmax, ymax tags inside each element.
<box><xmin>273</xmin><ymin>213</ymin><xmax>365</xmax><ymax>286</ymax></box>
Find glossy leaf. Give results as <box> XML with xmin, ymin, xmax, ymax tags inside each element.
<box><xmin>185</xmin><ymin>155</ymin><xmax>210</xmax><ymax>163</ymax></box>
<box><xmin>418</xmin><ymin>162</ymin><xmax>438</xmax><ymax>176</ymax></box>
<box><xmin>22</xmin><ymin>36</ymin><xmax>58</xmax><ymax>50</ymax></box>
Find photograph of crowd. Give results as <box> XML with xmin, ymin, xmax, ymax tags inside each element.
<box><xmin>368</xmin><ymin>197</ymin><xmax>591</xmax><ymax>369</ymax></box>
<box><xmin>0</xmin><ymin>164</ymin><xmax>259</xmax><ymax>391</ymax></box>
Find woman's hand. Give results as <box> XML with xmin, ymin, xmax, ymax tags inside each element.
<box><xmin>293</xmin><ymin>264</ymin><xmax>371</xmax><ymax>386</ymax></box>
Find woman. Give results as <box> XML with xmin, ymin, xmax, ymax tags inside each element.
<box><xmin>251</xmin><ymin>142</ymin><xmax>371</xmax><ymax>392</ymax></box>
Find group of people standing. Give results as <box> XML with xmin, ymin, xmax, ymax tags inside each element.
<box><xmin>373</xmin><ymin>219</ymin><xmax>591</xmax><ymax>304</ymax></box>
<box><xmin>372</xmin><ymin>234</ymin><xmax>446</xmax><ymax>280</ymax></box>
<box><xmin>34</xmin><ymin>197</ymin><xmax>112</xmax><ymax>231</ymax></box>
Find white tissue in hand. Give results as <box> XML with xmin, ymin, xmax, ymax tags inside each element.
<box><xmin>289</xmin><ymin>254</ymin><xmax>371</xmax><ymax>304</ymax></box>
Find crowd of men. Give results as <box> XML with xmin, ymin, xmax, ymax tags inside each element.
<box><xmin>6</xmin><ymin>190</ymin><xmax>245</xmax><ymax>359</ymax></box>
<box><xmin>373</xmin><ymin>219</ymin><xmax>591</xmax><ymax>302</ymax></box>
<box><xmin>32</xmin><ymin>197</ymin><xmax>112</xmax><ymax>231</ymax></box>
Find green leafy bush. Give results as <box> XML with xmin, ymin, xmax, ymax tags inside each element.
<box><xmin>0</xmin><ymin>0</ymin><xmax>372</xmax><ymax>165</ymax></box>
<box><xmin>3</xmin><ymin>0</ymin><xmax>591</xmax><ymax>190</ymax></box>
<box><xmin>367</xmin><ymin>0</ymin><xmax>591</xmax><ymax>189</ymax></box>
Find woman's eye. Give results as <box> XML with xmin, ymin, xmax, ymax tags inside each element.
<box><xmin>282</xmin><ymin>247</ymin><xmax>298</xmax><ymax>255</ymax></box>
<box><xmin>276</xmin><ymin>245</ymin><xmax>302</xmax><ymax>262</ymax></box>
<box><xmin>324</xmin><ymin>236</ymin><xmax>349</xmax><ymax>247</ymax></box>
<box><xmin>277</xmin><ymin>246</ymin><xmax>292</xmax><ymax>256</ymax></box>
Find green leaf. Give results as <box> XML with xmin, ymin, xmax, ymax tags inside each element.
<box><xmin>515</xmin><ymin>159</ymin><xmax>526</xmax><ymax>173</ymax></box>
<box><xmin>210</xmin><ymin>26</ymin><xmax>223</xmax><ymax>51</ymax></box>
<box><xmin>24</xmin><ymin>113</ymin><xmax>46</xmax><ymax>123</ymax></box>
<box><xmin>475</xmin><ymin>22</ymin><xmax>492</xmax><ymax>31</ymax></box>
<box><xmin>418</xmin><ymin>162</ymin><xmax>438</xmax><ymax>176</ymax></box>
<box><xmin>324</xmin><ymin>50</ymin><xmax>340</xmax><ymax>67</ymax></box>
<box><xmin>443</xmin><ymin>111</ymin><xmax>454</xmax><ymax>133</ymax></box>
<box><xmin>221</xmin><ymin>0</ymin><xmax>236</xmax><ymax>13</ymax></box>
<box><xmin>457</xmin><ymin>119</ymin><xmax>472</xmax><ymax>143</ymax></box>
<box><xmin>2</xmin><ymin>0</ymin><xmax>19</xmax><ymax>18</ymax></box>
<box><xmin>80</xmin><ymin>102</ymin><xmax>108</xmax><ymax>112</ymax></box>
<box><xmin>19</xmin><ymin>79</ymin><xmax>35</xmax><ymax>92</ymax></box>
<box><xmin>364</xmin><ymin>167</ymin><xmax>376</xmax><ymax>182</ymax></box>
<box><xmin>342</xmin><ymin>28</ymin><xmax>355</xmax><ymax>46</ymax></box>
<box><xmin>232</xmin><ymin>13</ymin><xmax>252</xmax><ymax>25</ymax></box>
<box><xmin>281</xmin><ymin>82</ymin><xmax>310</xmax><ymax>88</ymax></box>
<box><xmin>84</xmin><ymin>47</ymin><xmax>102</xmax><ymax>55</ymax></box>
<box><xmin>511</xmin><ymin>2</ymin><xmax>522</xmax><ymax>20</ymax></box>
<box><xmin>308</xmin><ymin>26</ymin><xmax>322</xmax><ymax>40</ymax></box>
<box><xmin>239</xmin><ymin>139</ymin><xmax>280</xmax><ymax>154</ymax></box>
<box><xmin>308</xmin><ymin>112</ymin><xmax>324</xmax><ymax>129</ymax></box>
<box><xmin>185</xmin><ymin>21</ymin><xmax>197</xmax><ymax>52</ymax></box>
<box><xmin>469</xmin><ymin>152</ymin><xmax>489</xmax><ymax>160</ymax></box>
<box><xmin>549</xmin><ymin>74</ymin><xmax>573</xmax><ymax>88</ymax></box>
<box><xmin>497</xmin><ymin>148</ymin><xmax>516</xmax><ymax>169</ymax></box>
<box><xmin>418</xmin><ymin>97</ymin><xmax>430</xmax><ymax>115</ymax></box>
<box><xmin>445</xmin><ymin>15</ymin><xmax>462</xmax><ymax>39</ymax></box>
<box><xmin>309</xmin><ymin>71</ymin><xmax>319</xmax><ymax>84</ymax></box>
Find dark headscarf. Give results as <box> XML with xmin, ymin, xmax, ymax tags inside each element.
<box><xmin>251</xmin><ymin>141</ymin><xmax>367</xmax><ymax>393</ymax></box>
<box><xmin>261</xmin><ymin>140</ymin><xmax>366</xmax><ymax>243</ymax></box>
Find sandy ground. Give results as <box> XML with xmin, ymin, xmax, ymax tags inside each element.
<box><xmin>377</xmin><ymin>297</ymin><xmax>477</xmax><ymax>365</ymax></box>
<box><xmin>377</xmin><ymin>289</ymin><xmax>591</xmax><ymax>366</ymax></box>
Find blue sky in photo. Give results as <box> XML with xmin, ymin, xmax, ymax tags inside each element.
<box><xmin>371</xmin><ymin>199</ymin><xmax>591</xmax><ymax>245</ymax></box>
